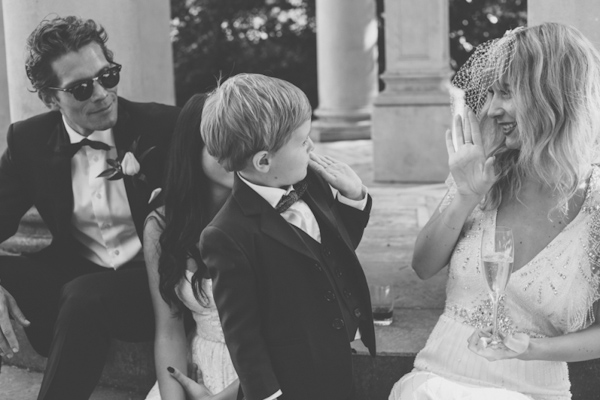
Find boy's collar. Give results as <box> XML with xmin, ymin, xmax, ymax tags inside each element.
<box><xmin>237</xmin><ymin>172</ymin><xmax>294</xmax><ymax>209</ymax></box>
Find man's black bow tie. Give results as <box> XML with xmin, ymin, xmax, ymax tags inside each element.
<box><xmin>275</xmin><ymin>180</ymin><xmax>309</xmax><ymax>213</ymax></box>
<box><xmin>59</xmin><ymin>138</ymin><xmax>111</xmax><ymax>158</ymax></box>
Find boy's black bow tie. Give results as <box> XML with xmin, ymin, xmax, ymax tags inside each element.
<box><xmin>59</xmin><ymin>138</ymin><xmax>111</xmax><ymax>157</ymax></box>
<box><xmin>275</xmin><ymin>180</ymin><xmax>309</xmax><ymax>213</ymax></box>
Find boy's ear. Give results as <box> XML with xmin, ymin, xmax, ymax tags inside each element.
<box><xmin>252</xmin><ymin>151</ymin><xmax>271</xmax><ymax>172</ymax></box>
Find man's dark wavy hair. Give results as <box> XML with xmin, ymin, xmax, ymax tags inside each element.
<box><xmin>25</xmin><ymin>15</ymin><xmax>114</xmax><ymax>102</ymax></box>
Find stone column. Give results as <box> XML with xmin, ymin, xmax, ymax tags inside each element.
<box><xmin>529</xmin><ymin>0</ymin><xmax>600</xmax><ymax>49</ymax></box>
<box><xmin>0</xmin><ymin>1</ymin><xmax>10</xmax><ymax>155</ymax></box>
<box><xmin>2</xmin><ymin>0</ymin><xmax>176</xmax><ymax>124</ymax></box>
<box><xmin>373</xmin><ymin>0</ymin><xmax>451</xmax><ymax>182</ymax></box>
<box><xmin>312</xmin><ymin>0</ymin><xmax>378</xmax><ymax>142</ymax></box>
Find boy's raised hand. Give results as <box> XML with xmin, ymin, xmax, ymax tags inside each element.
<box><xmin>309</xmin><ymin>152</ymin><xmax>364</xmax><ymax>200</ymax></box>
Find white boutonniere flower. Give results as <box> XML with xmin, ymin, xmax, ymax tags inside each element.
<box><xmin>97</xmin><ymin>137</ymin><xmax>158</xmax><ymax>203</ymax></box>
<box><xmin>97</xmin><ymin>151</ymin><xmax>142</xmax><ymax>180</ymax></box>
<box><xmin>121</xmin><ymin>152</ymin><xmax>141</xmax><ymax>176</ymax></box>
<box><xmin>97</xmin><ymin>136</ymin><xmax>155</xmax><ymax>182</ymax></box>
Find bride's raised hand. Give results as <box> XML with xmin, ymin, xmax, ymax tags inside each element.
<box><xmin>446</xmin><ymin>108</ymin><xmax>498</xmax><ymax>201</ymax></box>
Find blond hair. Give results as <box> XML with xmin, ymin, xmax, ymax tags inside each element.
<box><xmin>481</xmin><ymin>23</ymin><xmax>600</xmax><ymax>214</ymax></box>
<box><xmin>201</xmin><ymin>73</ymin><xmax>312</xmax><ymax>172</ymax></box>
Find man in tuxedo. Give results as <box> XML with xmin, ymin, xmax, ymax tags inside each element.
<box><xmin>0</xmin><ymin>16</ymin><xmax>179</xmax><ymax>399</ymax></box>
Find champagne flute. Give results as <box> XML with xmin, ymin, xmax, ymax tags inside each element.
<box><xmin>481</xmin><ymin>226</ymin><xmax>514</xmax><ymax>346</ymax></box>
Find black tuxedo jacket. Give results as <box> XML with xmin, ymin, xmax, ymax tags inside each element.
<box><xmin>200</xmin><ymin>169</ymin><xmax>376</xmax><ymax>400</ymax></box>
<box><xmin>0</xmin><ymin>97</ymin><xmax>179</xmax><ymax>255</ymax></box>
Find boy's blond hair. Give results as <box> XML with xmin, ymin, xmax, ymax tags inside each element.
<box><xmin>201</xmin><ymin>73</ymin><xmax>312</xmax><ymax>172</ymax></box>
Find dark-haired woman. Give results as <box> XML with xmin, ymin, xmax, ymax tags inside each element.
<box><xmin>144</xmin><ymin>94</ymin><xmax>237</xmax><ymax>400</ymax></box>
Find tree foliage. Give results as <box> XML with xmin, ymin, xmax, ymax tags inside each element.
<box><xmin>170</xmin><ymin>0</ymin><xmax>527</xmax><ymax>107</ymax></box>
<box><xmin>449</xmin><ymin>0</ymin><xmax>527</xmax><ymax>70</ymax></box>
<box><xmin>170</xmin><ymin>0</ymin><xmax>317</xmax><ymax>107</ymax></box>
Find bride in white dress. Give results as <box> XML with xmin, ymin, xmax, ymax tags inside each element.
<box><xmin>143</xmin><ymin>94</ymin><xmax>237</xmax><ymax>400</ymax></box>
<box><xmin>390</xmin><ymin>23</ymin><xmax>600</xmax><ymax>400</ymax></box>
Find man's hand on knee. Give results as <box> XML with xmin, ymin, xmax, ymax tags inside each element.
<box><xmin>0</xmin><ymin>284</ymin><xmax>30</xmax><ymax>358</ymax></box>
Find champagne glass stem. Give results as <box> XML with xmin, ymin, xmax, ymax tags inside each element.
<box><xmin>492</xmin><ymin>299</ymin><xmax>498</xmax><ymax>341</ymax></box>
<box><xmin>491</xmin><ymin>296</ymin><xmax>500</xmax><ymax>343</ymax></box>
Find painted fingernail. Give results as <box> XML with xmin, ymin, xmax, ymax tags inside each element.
<box><xmin>167</xmin><ymin>366</ymin><xmax>174</xmax><ymax>373</ymax></box>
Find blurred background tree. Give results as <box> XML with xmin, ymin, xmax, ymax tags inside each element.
<box><xmin>170</xmin><ymin>0</ymin><xmax>317</xmax><ymax>107</ymax></box>
<box><xmin>170</xmin><ymin>0</ymin><xmax>527</xmax><ymax>107</ymax></box>
<box><xmin>449</xmin><ymin>0</ymin><xmax>527</xmax><ymax>70</ymax></box>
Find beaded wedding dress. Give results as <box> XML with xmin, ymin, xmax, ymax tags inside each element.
<box><xmin>145</xmin><ymin>271</ymin><xmax>237</xmax><ymax>399</ymax></box>
<box><xmin>390</xmin><ymin>166</ymin><xmax>600</xmax><ymax>400</ymax></box>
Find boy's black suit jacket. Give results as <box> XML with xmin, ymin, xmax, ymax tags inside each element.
<box><xmin>0</xmin><ymin>97</ymin><xmax>179</xmax><ymax>256</ymax></box>
<box><xmin>201</xmin><ymin>168</ymin><xmax>376</xmax><ymax>400</ymax></box>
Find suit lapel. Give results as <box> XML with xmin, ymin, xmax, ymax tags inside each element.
<box><xmin>232</xmin><ymin>175</ymin><xmax>317</xmax><ymax>262</ymax></box>
<box><xmin>112</xmin><ymin>100</ymin><xmax>136</xmax><ymax>158</ymax></box>
<box><xmin>303</xmin><ymin>172</ymin><xmax>355</xmax><ymax>251</ymax></box>
<box><xmin>45</xmin><ymin>119</ymin><xmax>75</xmax><ymax>236</ymax></box>
<box><xmin>112</xmin><ymin>102</ymin><xmax>146</xmax><ymax>236</ymax></box>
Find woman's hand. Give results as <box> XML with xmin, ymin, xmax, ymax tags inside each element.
<box><xmin>309</xmin><ymin>152</ymin><xmax>364</xmax><ymax>200</ymax></box>
<box><xmin>446</xmin><ymin>109</ymin><xmax>498</xmax><ymax>201</ymax></box>
<box><xmin>168</xmin><ymin>366</ymin><xmax>213</xmax><ymax>400</ymax></box>
<box><xmin>467</xmin><ymin>327</ymin><xmax>530</xmax><ymax>361</ymax></box>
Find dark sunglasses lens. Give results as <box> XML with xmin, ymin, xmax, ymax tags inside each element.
<box><xmin>99</xmin><ymin>68</ymin><xmax>120</xmax><ymax>89</ymax></box>
<box><xmin>72</xmin><ymin>81</ymin><xmax>94</xmax><ymax>101</ymax></box>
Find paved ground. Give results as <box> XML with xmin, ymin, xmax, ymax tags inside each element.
<box><xmin>0</xmin><ymin>139</ymin><xmax>448</xmax><ymax>399</ymax></box>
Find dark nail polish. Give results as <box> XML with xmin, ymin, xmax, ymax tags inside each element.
<box><xmin>167</xmin><ymin>366</ymin><xmax>174</xmax><ymax>373</ymax></box>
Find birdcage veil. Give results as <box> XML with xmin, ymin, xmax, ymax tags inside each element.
<box><xmin>451</xmin><ymin>27</ymin><xmax>524</xmax><ymax>116</ymax></box>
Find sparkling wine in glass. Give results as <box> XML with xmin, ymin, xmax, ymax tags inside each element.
<box><xmin>481</xmin><ymin>226</ymin><xmax>514</xmax><ymax>346</ymax></box>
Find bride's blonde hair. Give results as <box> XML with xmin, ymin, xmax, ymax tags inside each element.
<box><xmin>479</xmin><ymin>23</ymin><xmax>600</xmax><ymax>215</ymax></box>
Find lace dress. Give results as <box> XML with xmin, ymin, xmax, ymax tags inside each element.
<box><xmin>390</xmin><ymin>166</ymin><xmax>600</xmax><ymax>400</ymax></box>
<box><xmin>145</xmin><ymin>272</ymin><xmax>238</xmax><ymax>399</ymax></box>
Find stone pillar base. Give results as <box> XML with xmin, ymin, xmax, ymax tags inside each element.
<box><xmin>373</xmin><ymin>70</ymin><xmax>451</xmax><ymax>183</ymax></box>
<box><xmin>311</xmin><ymin>118</ymin><xmax>371</xmax><ymax>142</ymax></box>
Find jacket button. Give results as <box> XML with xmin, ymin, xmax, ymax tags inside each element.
<box><xmin>343</xmin><ymin>288</ymin><xmax>352</xmax><ymax>297</ymax></box>
<box><xmin>332</xmin><ymin>318</ymin><xmax>345</xmax><ymax>330</ymax></box>
<box><xmin>335</xmin><ymin>268</ymin><xmax>343</xmax><ymax>278</ymax></box>
<box><xmin>323</xmin><ymin>247</ymin><xmax>332</xmax><ymax>257</ymax></box>
<box><xmin>314</xmin><ymin>263</ymin><xmax>323</xmax><ymax>272</ymax></box>
<box><xmin>354</xmin><ymin>308</ymin><xmax>362</xmax><ymax>318</ymax></box>
<box><xmin>324</xmin><ymin>290</ymin><xmax>336</xmax><ymax>302</ymax></box>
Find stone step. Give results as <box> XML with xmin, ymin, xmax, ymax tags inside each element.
<box><xmin>7</xmin><ymin>306</ymin><xmax>600</xmax><ymax>400</ymax></box>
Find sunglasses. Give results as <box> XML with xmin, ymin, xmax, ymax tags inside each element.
<box><xmin>48</xmin><ymin>63</ymin><xmax>122</xmax><ymax>101</ymax></box>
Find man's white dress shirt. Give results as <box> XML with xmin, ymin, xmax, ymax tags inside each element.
<box><xmin>64</xmin><ymin>117</ymin><xmax>142</xmax><ymax>269</ymax></box>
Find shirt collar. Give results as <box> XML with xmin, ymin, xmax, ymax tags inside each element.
<box><xmin>237</xmin><ymin>173</ymin><xmax>295</xmax><ymax>209</ymax></box>
<box><xmin>62</xmin><ymin>116</ymin><xmax>115</xmax><ymax>147</ymax></box>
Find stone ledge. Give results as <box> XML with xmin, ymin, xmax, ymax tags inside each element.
<box><xmin>6</xmin><ymin>306</ymin><xmax>600</xmax><ymax>400</ymax></box>
<box><xmin>353</xmin><ymin>308</ymin><xmax>442</xmax><ymax>356</ymax></box>
<box><xmin>0</xmin><ymin>207</ymin><xmax>51</xmax><ymax>255</ymax></box>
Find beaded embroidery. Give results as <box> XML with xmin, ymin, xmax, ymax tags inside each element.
<box><xmin>440</xmin><ymin>167</ymin><xmax>600</xmax><ymax>337</ymax></box>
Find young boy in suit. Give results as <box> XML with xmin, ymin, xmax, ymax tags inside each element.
<box><xmin>199</xmin><ymin>73</ymin><xmax>376</xmax><ymax>400</ymax></box>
